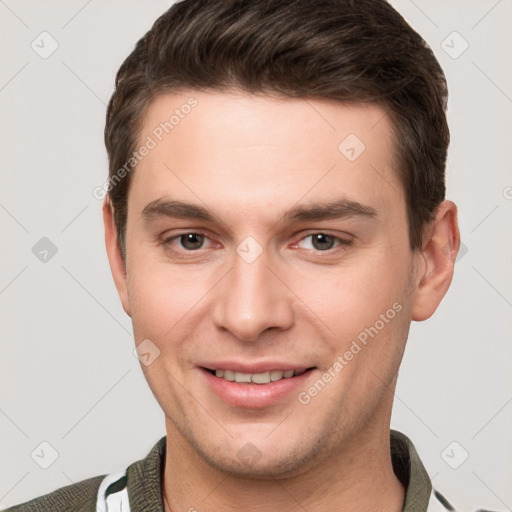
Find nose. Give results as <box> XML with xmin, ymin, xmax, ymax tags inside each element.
<box><xmin>211</xmin><ymin>247</ymin><xmax>294</xmax><ymax>342</ymax></box>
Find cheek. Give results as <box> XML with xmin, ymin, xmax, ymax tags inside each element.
<box><xmin>127</xmin><ymin>265</ymin><xmax>168</xmax><ymax>336</ymax></box>
<box><xmin>126</xmin><ymin>252</ymin><xmax>216</xmax><ymax>346</ymax></box>
<box><xmin>285</xmin><ymin>248</ymin><xmax>412</xmax><ymax>379</ymax></box>
<box><xmin>291</xmin><ymin>250</ymin><xmax>409</xmax><ymax>322</ymax></box>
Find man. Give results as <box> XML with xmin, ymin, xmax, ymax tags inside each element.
<box><xmin>5</xmin><ymin>0</ymin><xmax>465</xmax><ymax>510</ymax></box>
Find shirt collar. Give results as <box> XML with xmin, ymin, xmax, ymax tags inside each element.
<box><xmin>125</xmin><ymin>430</ymin><xmax>433</xmax><ymax>512</ymax></box>
<box><xmin>390</xmin><ymin>429</ymin><xmax>433</xmax><ymax>510</ymax></box>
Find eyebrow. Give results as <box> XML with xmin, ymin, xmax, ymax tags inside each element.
<box><xmin>283</xmin><ymin>199</ymin><xmax>377</xmax><ymax>222</ymax></box>
<box><xmin>142</xmin><ymin>199</ymin><xmax>218</xmax><ymax>223</ymax></box>
<box><xmin>141</xmin><ymin>198</ymin><xmax>377</xmax><ymax>225</ymax></box>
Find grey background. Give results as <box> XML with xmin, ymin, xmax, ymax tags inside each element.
<box><xmin>1</xmin><ymin>1</ymin><xmax>511</xmax><ymax>510</ymax></box>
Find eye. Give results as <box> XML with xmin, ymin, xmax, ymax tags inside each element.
<box><xmin>177</xmin><ymin>233</ymin><xmax>205</xmax><ymax>250</ymax></box>
<box><xmin>163</xmin><ymin>232</ymin><xmax>207</xmax><ymax>251</ymax></box>
<box><xmin>297</xmin><ymin>233</ymin><xmax>350</xmax><ymax>251</ymax></box>
<box><xmin>159</xmin><ymin>231</ymin><xmax>222</xmax><ymax>260</ymax></box>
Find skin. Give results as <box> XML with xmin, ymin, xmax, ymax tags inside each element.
<box><xmin>103</xmin><ymin>90</ymin><xmax>460</xmax><ymax>511</ymax></box>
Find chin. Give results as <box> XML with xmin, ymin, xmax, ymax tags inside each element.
<box><xmin>188</xmin><ymin>431</ymin><xmax>330</xmax><ymax>480</ymax></box>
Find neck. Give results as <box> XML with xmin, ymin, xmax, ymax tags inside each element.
<box><xmin>162</xmin><ymin>417</ymin><xmax>404</xmax><ymax>512</ymax></box>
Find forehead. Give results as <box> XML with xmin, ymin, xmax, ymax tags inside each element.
<box><xmin>129</xmin><ymin>90</ymin><xmax>402</xmax><ymax>223</ymax></box>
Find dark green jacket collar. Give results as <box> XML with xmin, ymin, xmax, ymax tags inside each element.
<box><xmin>4</xmin><ymin>430</ymin><xmax>438</xmax><ymax>511</ymax></box>
<box><xmin>125</xmin><ymin>429</ymin><xmax>435</xmax><ymax>511</ymax></box>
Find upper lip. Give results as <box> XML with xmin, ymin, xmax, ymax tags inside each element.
<box><xmin>199</xmin><ymin>361</ymin><xmax>314</xmax><ymax>373</ymax></box>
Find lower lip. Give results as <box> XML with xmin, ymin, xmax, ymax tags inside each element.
<box><xmin>201</xmin><ymin>368</ymin><xmax>314</xmax><ymax>408</ymax></box>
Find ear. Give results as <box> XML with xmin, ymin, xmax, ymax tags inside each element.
<box><xmin>411</xmin><ymin>200</ymin><xmax>461</xmax><ymax>322</ymax></box>
<box><xmin>103</xmin><ymin>197</ymin><xmax>131</xmax><ymax>317</ymax></box>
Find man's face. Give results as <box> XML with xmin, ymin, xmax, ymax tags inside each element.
<box><xmin>117</xmin><ymin>90</ymin><xmax>421</xmax><ymax>476</ymax></box>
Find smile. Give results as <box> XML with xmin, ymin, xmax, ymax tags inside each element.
<box><xmin>200</xmin><ymin>366</ymin><xmax>316</xmax><ymax>408</ymax></box>
<box><xmin>210</xmin><ymin>368</ymin><xmax>308</xmax><ymax>384</ymax></box>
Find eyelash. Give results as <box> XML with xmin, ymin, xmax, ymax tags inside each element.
<box><xmin>294</xmin><ymin>233</ymin><xmax>353</xmax><ymax>251</ymax></box>
<box><xmin>161</xmin><ymin>231</ymin><xmax>353</xmax><ymax>256</ymax></box>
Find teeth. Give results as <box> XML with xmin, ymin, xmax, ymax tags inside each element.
<box><xmin>251</xmin><ymin>371</ymin><xmax>271</xmax><ymax>384</ymax></box>
<box><xmin>213</xmin><ymin>369</ymin><xmax>301</xmax><ymax>384</ymax></box>
<box><xmin>235</xmin><ymin>372</ymin><xmax>252</xmax><ymax>383</ymax></box>
<box><xmin>223</xmin><ymin>370</ymin><xmax>235</xmax><ymax>381</ymax></box>
<box><xmin>270</xmin><ymin>370</ymin><xmax>284</xmax><ymax>381</ymax></box>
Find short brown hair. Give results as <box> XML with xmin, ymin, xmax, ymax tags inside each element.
<box><xmin>105</xmin><ymin>0</ymin><xmax>449</xmax><ymax>260</ymax></box>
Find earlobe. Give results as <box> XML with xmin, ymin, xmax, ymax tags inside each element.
<box><xmin>411</xmin><ymin>200</ymin><xmax>460</xmax><ymax>322</ymax></box>
<box><xmin>102</xmin><ymin>198</ymin><xmax>132</xmax><ymax>317</ymax></box>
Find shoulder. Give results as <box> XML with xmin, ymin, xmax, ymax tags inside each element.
<box><xmin>2</xmin><ymin>474</ymin><xmax>104</xmax><ymax>512</ymax></box>
<box><xmin>3</xmin><ymin>437</ymin><xmax>167</xmax><ymax>512</ymax></box>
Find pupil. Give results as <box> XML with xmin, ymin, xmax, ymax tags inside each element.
<box><xmin>312</xmin><ymin>233</ymin><xmax>334</xmax><ymax>250</ymax></box>
<box><xmin>181</xmin><ymin>233</ymin><xmax>204</xmax><ymax>250</ymax></box>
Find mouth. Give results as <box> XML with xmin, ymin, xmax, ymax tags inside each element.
<box><xmin>203</xmin><ymin>367</ymin><xmax>313</xmax><ymax>384</ymax></box>
<box><xmin>199</xmin><ymin>365</ymin><xmax>317</xmax><ymax>408</ymax></box>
